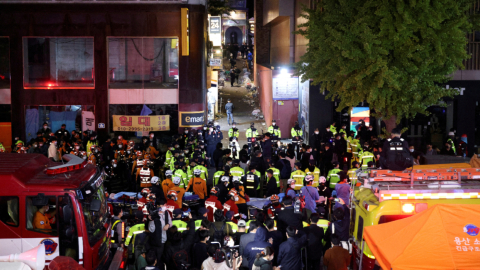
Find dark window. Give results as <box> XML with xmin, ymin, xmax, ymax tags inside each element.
<box><xmin>0</xmin><ymin>38</ymin><xmax>10</xmax><ymax>89</ymax></box>
<box><xmin>108</xmin><ymin>37</ymin><xmax>178</xmax><ymax>89</ymax></box>
<box><xmin>23</xmin><ymin>37</ymin><xmax>94</xmax><ymax>89</ymax></box>
<box><xmin>378</xmin><ymin>215</ymin><xmax>412</xmax><ymax>224</ymax></box>
<box><xmin>0</xmin><ymin>196</ymin><xmax>19</xmax><ymax>227</ymax></box>
<box><xmin>357</xmin><ymin>216</ymin><xmax>364</xmax><ymax>241</ymax></box>
<box><xmin>26</xmin><ymin>196</ymin><xmax>58</xmax><ymax>236</ymax></box>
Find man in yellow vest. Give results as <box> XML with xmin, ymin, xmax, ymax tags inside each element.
<box><xmin>290</xmin><ymin>162</ymin><xmax>306</xmax><ymax>191</ymax></box>
<box><xmin>246</xmin><ymin>122</ymin><xmax>259</xmax><ymax>154</ymax></box>
<box><xmin>291</xmin><ymin>121</ymin><xmax>303</xmax><ymax>158</ymax></box>
<box><xmin>265</xmin><ymin>161</ymin><xmax>280</xmax><ymax>188</ymax></box>
<box><xmin>267</xmin><ymin>119</ymin><xmax>282</xmax><ymax>145</ymax></box>
<box><xmin>347</xmin><ymin>161</ymin><xmax>361</xmax><ymax>187</ymax></box>
<box><xmin>327</xmin><ymin>161</ymin><xmax>342</xmax><ymax>189</ymax></box>
<box><xmin>305</xmin><ymin>160</ymin><xmax>321</xmax><ymax>188</ymax></box>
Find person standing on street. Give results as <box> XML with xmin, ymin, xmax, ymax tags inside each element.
<box><xmin>225</xmin><ymin>99</ymin><xmax>234</xmax><ymax>126</ymax></box>
<box><xmin>230</xmin><ymin>67</ymin><xmax>236</xmax><ymax>87</ymax></box>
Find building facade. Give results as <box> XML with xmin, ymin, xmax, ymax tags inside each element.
<box><xmin>0</xmin><ymin>0</ymin><xmax>207</xmax><ymax>150</ymax></box>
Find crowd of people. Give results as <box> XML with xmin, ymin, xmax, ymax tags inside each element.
<box><xmin>0</xmin><ymin>119</ymin><xmax>469</xmax><ymax>270</ymax></box>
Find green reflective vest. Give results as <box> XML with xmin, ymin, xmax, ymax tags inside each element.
<box><xmin>172</xmin><ymin>219</ymin><xmax>188</xmax><ymax>231</ymax></box>
<box><xmin>305</xmin><ymin>167</ymin><xmax>321</xmax><ymax>187</ymax></box>
<box><xmin>359</xmin><ymin>151</ymin><xmax>374</xmax><ymax>168</ymax></box>
<box><xmin>230</xmin><ymin>166</ymin><xmax>245</xmax><ymax>178</ymax></box>
<box><xmin>350</xmin><ymin>139</ymin><xmax>360</xmax><ymax>158</ymax></box>
<box><xmin>327</xmin><ymin>168</ymin><xmax>342</xmax><ymax>189</ymax></box>
<box><xmin>193</xmin><ymin>165</ymin><xmax>208</xmax><ymax>180</ymax></box>
<box><xmin>291</xmin><ymin>127</ymin><xmax>303</xmax><ymax>137</ymax></box>
<box><xmin>213</xmin><ymin>171</ymin><xmax>226</xmax><ymax>186</ymax></box>
<box><xmin>246</xmin><ymin>128</ymin><xmax>258</xmax><ymax>139</ymax></box>
<box><xmin>329</xmin><ymin>125</ymin><xmax>337</xmax><ymax>135</ymax></box>
<box><xmin>228</xmin><ymin>128</ymin><xmax>240</xmax><ymax>138</ymax></box>
<box><xmin>447</xmin><ymin>138</ymin><xmax>457</xmax><ymax>155</ymax></box>
<box><xmin>267</xmin><ymin>125</ymin><xmax>282</xmax><ymax>138</ymax></box>
<box><xmin>226</xmin><ymin>221</ymin><xmax>238</xmax><ymax>233</ymax></box>
<box><xmin>290</xmin><ymin>170</ymin><xmax>306</xmax><ymax>190</ymax></box>
<box><xmin>347</xmin><ymin>168</ymin><xmax>358</xmax><ymax>186</ymax></box>
<box><xmin>125</xmin><ymin>224</ymin><xmax>145</xmax><ymax>246</ymax></box>
<box><xmin>165</xmin><ymin>150</ymin><xmax>173</xmax><ymax>167</ymax></box>
<box><xmin>170</xmin><ymin>156</ymin><xmax>178</xmax><ymax>171</ymax></box>
<box><xmin>195</xmin><ymin>219</ymin><xmax>203</xmax><ymax>230</ymax></box>
<box><xmin>174</xmin><ymin>169</ymin><xmax>188</xmax><ymax>188</ymax></box>
<box><xmin>265</xmin><ymin>167</ymin><xmax>280</xmax><ymax>187</ymax></box>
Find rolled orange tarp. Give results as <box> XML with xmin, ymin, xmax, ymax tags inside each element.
<box><xmin>364</xmin><ymin>204</ymin><xmax>480</xmax><ymax>270</ymax></box>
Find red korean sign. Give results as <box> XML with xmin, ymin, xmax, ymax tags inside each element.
<box><xmin>112</xmin><ymin>115</ymin><xmax>170</xmax><ymax>132</ymax></box>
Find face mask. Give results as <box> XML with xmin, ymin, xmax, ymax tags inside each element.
<box><xmin>327</xmin><ymin>129</ymin><xmax>330</xmax><ymax>132</ymax></box>
<box><xmin>200</xmin><ymin>146</ymin><xmax>204</xmax><ymax>149</ymax></box>
<box><xmin>209</xmin><ymin>128</ymin><xmax>213</xmax><ymax>132</ymax></box>
<box><xmin>203</xmin><ymin>127</ymin><xmax>207</xmax><ymax>130</ymax></box>
<box><xmin>54</xmin><ymin>142</ymin><xmax>57</xmax><ymax>146</ymax></box>
<box><xmin>44</xmin><ymin>126</ymin><xmax>47</xmax><ymax>129</ymax></box>
<box><xmin>273</xmin><ymin>123</ymin><xmax>276</xmax><ymax>126</ymax></box>
<box><xmin>150</xmin><ymin>134</ymin><xmax>154</xmax><ymax>138</ymax></box>
<box><xmin>119</xmin><ymin>145</ymin><xmax>123</xmax><ymax>149</ymax></box>
<box><xmin>315</xmin><ymin>131</ymin><xmax>319</xmax><ymax>134</ymax></box>
<box><xmin>410</xmin><ymin>149</ymin><xmax>414</xmax><ymax>152</ymax></box>
<box><xmin>232</xmin><ymin>125</ymin><xmax>236</xmax><ymax>128</ymax></box>
<box><xmin>185</xmin><ymin>150</ymin><xmax>189</xmax><ymax>154</ymax></box>
<box><xmin>118</xmin><ymin>136</ymin><xmax>121</xmax><ymax>140</ymax></box>
<box><xmin>15</xmin><ymin>137</ymin><xmax>19</xmax><ymax>141</ymax></box>
<box><xmin>127</xmin><ymin>150</ymin><xmax>131</xmax><ymax>154</ymax></box>
<box><xmin>95</xmin><ymin>149</ymin><xmax>98</xmax><ymax>153</ymax></box>
<box><xmin>185</xmin><ymin>130</ymin><xmax>188</xmax><ymax>134</ymax></box>
<box><xmin>33</xmin><ymin>144</ymin><xmax>37</xmax><ymax>148</ymax></box>
<box><xmin>113</xmin><ymin>164</ymin><xmax>117</xmax><ymax>168</ymax></box>
<box><xmin>75</xmin><ymin>146</ymin><xmax>80</xmax><ymax>149</ymax></box>
<box><xmin>39</xmin><ymin>144</ymin><xmax>43</xmax><ymax>147</ymax></box>
<box><xmin>83</xmin><ymin>156</ymin><xmax>87</xmax><ymax>160</ymax></box>
<box><xmin>234</xmin><ymin>196</ymin><xmax>239</xmax><ymax>202</ymax></box>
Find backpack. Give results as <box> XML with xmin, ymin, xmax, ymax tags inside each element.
<box><xmin>172</xmin><ymin>246</ymin><xmax>188</xmax><ymax>269</ymax></box>
<box><xmin>279</xmin><ymin>159</ymin><xmax>292</xmax><ymax>179</ymax></box>
<box><xmin>212</xmin><ymin>222</ymin><xmax>226</xmax><ymax>243</ymax></box>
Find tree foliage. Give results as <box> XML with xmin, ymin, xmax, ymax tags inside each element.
<box><xmin>295</xmin><ymin>0</ymin><xmax>475</xmax><ymax>124</ymax></box>
<box><xmin>208</xmin><ymin>0</ymin><xmax>235</xmax><ymax>16</ymax></box>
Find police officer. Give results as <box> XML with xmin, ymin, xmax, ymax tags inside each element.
<box><xmin>290</xmin><ymin>162</ymin><xmax>306</xmax><ymax>191</ymax></box>
<box><xmin>446</xmin><ymin>131</ymin><xmax>457</xmax><ymax>155</ymax></box>
<box><xmin>244</xmin><ymin>165</ymin><xmax>260</xmax><ymax>197</ymax></box>
<box><xmin>246</xmin><ymin>122</ymin><xmax>259</xmax><ymax>154</ymax></box>
<box><xmin>228</xmin><ymin>122</ymin><xmax>240</xmax><ymax>139</ymax></box>
<box><xmin>291</xmin><ymin>121</ymin><xmax>303</xmax><ymax>158</ymax></box>
<box><xmin>305</xmin><ymin>160</ymin><xmax>321</xmax><ymax>188</ymax></box>
<box><xmin>267</xmin><ymin>119</ymin><xmax>282</xmax><ymax>146</ymax></box>
<box><xmin>54</xmin><ymin>124</ymin><xmax>70</xmax><ymax>140</ymax></box>
<box><xmin>380</xmin><ymin>128</ymin><xmax>412</xmax><ymax>171</ymax></box>
<box><xmin>359</xmin><ymin>143</ymin><xmax>375</xmax><ymax>168</ymax></box>
<box><xmin>111</xmin><ymin>206</ymin><xmax>124</xmax><ymax>248</ymax></box>
<box><xmin>327</xmin><ymin>161</ymin><xmax>342</xmax><ymax>189</ymax></box>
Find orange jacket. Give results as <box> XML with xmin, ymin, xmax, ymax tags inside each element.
<box><xmin>186</xmin><ymin>177</ymin><xmax>208</xmax><ymax>199</ymax></box>
<box><xmin>169</xmin><ymin>186</ymin><xmax>186</xmax><ymax>208</ymax></box>
<box><xmin>162</xmin><ymin>179</ymin><xmax>175</xmax><ymax>198</ymax></box>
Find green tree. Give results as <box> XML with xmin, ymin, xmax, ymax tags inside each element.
<box><xmin>296</xmin><ymin>0</ymin><xmax>476</xmax><ymax>131</ymax></box>
<box><xmin>208</xmin><ymin>0</ymin><xmax>235</xmax><ymax>16</ymax></box>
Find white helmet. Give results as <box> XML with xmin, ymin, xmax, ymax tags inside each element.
<box><xmin>287</xmin><ymin>178</ymin><xmax>295</xmax><ymax>184</ymax></box>
<box><xmin>165</xmin><ymin>170</ymin><xmax>173</xmax><ymax>177</ymax></box>
<box><xmin>221</xmin><ymin>176</ymin><xmax>230</xmax><ymax>183</ymax></box>
<box><xmin>319</xmin><ymin>176</ymin><xmax>326</xmax><ymax>184</ymax></box>
<box><xmin>194</xmin><ymin>169</ymin><xmax>202</xmax><ymax>176</ymax></box>
<box><xmin>232</xmin><ymin>176</ymin><xmax>242</xmax><ymax>184</ymax></box>
<box><xmin>173</xmin><ymin>176</ymin><xmax>181</xmax><ymax>185</ymax></box>
<box><xmin>305</xmin><ymin>175</ymin><xmax>314</xmax><ymax>182</ymax></box>
<box><xmin>151</xmin><ymin>176</ymin><xmax>159</xmax><ymax>184</ymax></box>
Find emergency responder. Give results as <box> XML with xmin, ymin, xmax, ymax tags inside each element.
<box><xmin>265</xmin><ymin>161</ymin><xmax>280</xmax><ymax>189</ymax></box>
<box><xmin>213</xmin><ymin>166</ymin><xmax>226</xmax><ymax>186</ymax></box>
<box><xmin>205</xmin><ymin>187</ymin><xmax>223</xmax><ymax>222</ymax></box>
<box><xmin>346</xmin><ymin>131</ymin><xmax>354</xmax><ymax>154</ymax></box>
<box><xmin>165</xmin><ymin>190</ymin><xmax>180</xmax><ymax>214</ymax></box>
<box><xmin>246</xmin><ymin>122</ymin><xmax>259</xmax><ymax>154</ymax></box>
<box><xmin>327</xmin><ymin>162</ymin><xmax>342</xmax><ymax>189</ymax></box>
<box><xmin>330</xmin><ymin>122</ymin><xmax>337</xmax><ymax>136</ymax></box>
<box><xmin>380</xmin><ymin>128</ymin><xmax>412</xmax><ymax>171</ymax></box>
<box><xmin>88</xmin><ymin>145</ymin><xmax>97</xmax><ymax>165</ymax></box>
<box><xmin>169</xmin><ymin>177</ymin><xmax>186</xmax><ymax>208</ymax></box>
<box><xmin>347</xmin><ymin>161</ymin><xmax>361</xmax><ymax>186</ymax></box>
<box><xmin>350</xmin><ymin>135</ymin><xmax>361</xmax><ymax>166</ymax></box>
<box><xmin>86</xmin><ymin>132</ymin><xmax>98</xmax><ymax>155</ymax></box>
<box><xmin>446</xmin><ymin>131</ymin><xmax>457</xmax><ymax>155</ymax></box>
<box><xmin>228</xmin><ymin>122</ymin><xmax>240</xmax><ymax>138</ymax></box>
<box><xmin>291</xmin><ymin>121</ymin><xmax>303</xmax><ymax>158</ymax></box>
<box><xmin>268</xmin><ymin>119</ymin><xmax>282</xmax><ymax>145</ymax></box>
<box><xmin>132</xmin><ymin>150</ymin><xmax>145</xmax><ymax>175</ymax></box>
<box><xmin>111</xmin><ymin>206</ymin><xmax>124</xmax><ymax>248</ymax></box>
<box><xmin>301</xmin><ymin>175</ymin><xmax>323</xmax><ymax>213</ymax></box>
<box><xmin>136</xmin><ymin>162</ymin><xmax>154</xmax><ymax>189</ymax></box>
<box><xmin>173</xmin><ymin>162</ymin><xmax>188</xmax><ymax>188</ymax></box>
<box><xmin>290</xmin><ymin>162</ymin><xmax>306</xmax><ymax>191</ymax></box>
<box><xmin>244</xmin><ymin>165</ymin><xmax>260</xmax><ymax>197</ymax></box>
<box><xmin>305</xmin><ymin>160</ymin><xmax>321</xmax><ymax>188</ymax></box>
<box><xmin>285</xmin><ymin>179</ymin><xmax>297</xmax><ymax>198</ymax></box>
<box><xmin>186</xmin><ymin>169</ymin><xmax>208</xmax><ymax>204</ymax></box>
<box><xmin>70</xmin><ymin>142</ymin><xmax>81</xmax><ymax>156</ymax></box>
<box><xmin>172</xmin><ymin>209</ymin><xmax>188</xmax><ymax>232</ymax></box>
<box><xmin>324</xmin><ymin>126</ymin><xmax>334</xmax><ymax>143</ymax></box>
<box><xmin>230</xmin><ymin>159</ymin><xmax>245</xmax><ymax>179</ymax></box>
<box><xmin>33</xmin><ymin>198</ymin><xmax>56</xmax><ymax>232</ymax></box>
<box><xmin>38</xmin><ymin>122</ymin><xmax>52</xmax><ymax>138</ymax></box>
<box><xmin>165</xmin><ymin>144</ymin><xmax>174</xmax><ymax>169</ymax></box>
<box><xmin>359</xmin><ymin>143</ymin><xmax>375</xmax><ymax>168</ymax></box>
<box><xmin>149</xmin><ymin>176</ymin><xmax>165</xmax><ymax>202</ymax></box>
<box><xmin>169</xmin><ymin>150</ymin><xmax>180</xmax><ymax>171</ymax></box>
<box><xmin>54</xmin><ymin>124</ymin><xmax>70</xmax><ymax>139</ymax></box>
<box><xmin>193</xmin><ymin>158</ymin><xmax>208</xmax><ymax>181</ymax></box>
<box><xmin>224</xmin><ymin>189</ymin><xmax>240</xmax><ymax>222</ymax></box>
<box><xmin>339</xmin><ymin>124</ymin><xmax>348</xmax><ymax>136</ymax></box>
<box><xmin>232</xmin><ymin>176</ymin><xmax>248</xmax><ymax>216</ymax></box>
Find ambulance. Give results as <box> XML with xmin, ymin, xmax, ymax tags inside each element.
<box><xmin>0</xmin><ymin>153</ymin><xmax>125</xmax><ymax>269</ymax></box>
<box><xmin>351</xmin><ymin>166</ymin><xmax>480</xmax><ymax>270</ymax></box>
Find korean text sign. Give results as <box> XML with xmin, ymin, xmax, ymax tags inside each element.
<box><xmin>112</xmin><ymin>115</ymin><xmax>170</xmax><ymax>132</ymax></box>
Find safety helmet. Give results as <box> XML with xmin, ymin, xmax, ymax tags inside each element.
<box><xmin>141</xmin><ymin>188</ymin><xmax>151</xmax><ymax>195</ymax></box>
<box><xmin>228</xmin><ymin>189</ymin><xmax>238</xmax><ymax>197</ymax></box>
<box><xmin>143</xmin><ymin>154</ymin><xmax>150</xmax><ymax>160</ymax></box>
<box><xmin>210</xmin><ymin>186</ymin><xmax>220</xmax><ymax>196</ymax></box>
<box><xmin>287</xmin><ymin>178</ymin><xmax>295</xmax><ymax>184</ymax></box>
<box><xmin>232</xmin><ymin>176</ymin><xmax>240</xmax><ymax>183</ymax></box>
<box><xmin>194</xmin><ymin>169</ymin><xmax>202</xmax><ymax>176</ymax></box>
<box><xmin>15</xmin><ymin>140</ymin><xmax>24</xmax><ymax>146</ymax></box>
<box><xmin>270</xmin><ymin>194</ymin><xmax>280</xmax><ymax>202</ymax></box>
<box><xmin>147</xmin><ymin>193</ymin><xmax>156</xmax><ymax>202</ymax></box>
<box><xmin>90</xmin><ymin>145</ymin><xmax>96</xmax><ymax>151</ymax></box>
<box><xmin>79</xmin><ymin>151</ymin><xmax>87</xmax><ymax>159</ymax></box>
<box><xmin>118</xmin><ymin>135</ymin><xmax>123</xmax><ymax>140</ymax></box>
<box><xmin>167</xmin><ymin>190</ymin><xmax>178</xmax><ymax>200</ymax></box>
<box><xmin>220</xmin><ymin>176</ymin><xmax>230</xmax><ymax>183</ymax></box>
<box><xmin>165</xmin><ymin>170</ymin><xmax>173</xmax><ymax>177</ymax></box>
<box><xmin>172</xmin><ymin>176</ymin><xmax>181</xmax><ymax>185</ymax></box>
<box><xmin>128</xmin><ymin>140</ymin><xmax>134</xmax><ymax>146</ymax></box>
<box><xmin>136</xmin><ymin>150</ymin><xmax>143</xmax><ymax>157</ymax></box>
<box><xmin>151</xmin><ymin>176</ymin><xmax>159</xmax><ymax>184</ymax></box>
<box><xmin>305</xmin><ymin>175</ymin><xmax>314</xmax><ymax>182</ymax></box>
<box><xmin>319</xmin><ymin>176</ymin><xmax>326</xmax><ymax>184</ymax></box>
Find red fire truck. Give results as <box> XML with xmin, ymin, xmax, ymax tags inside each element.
<box><xmin>0</xmin><ymin>153</ymin><xmax>125</xmax><ymax>269</ymax></box>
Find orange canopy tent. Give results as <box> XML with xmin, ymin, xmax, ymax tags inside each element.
<box><xmin>364</xmin><ymin>204</ymin><xmax>480</xmax><ymax>270</ymax></box>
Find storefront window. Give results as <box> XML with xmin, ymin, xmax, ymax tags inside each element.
<box><xmin>108</xmin><ymin>37</ymin><xmax>178</xmax><ymax>89</ymax></box>
<box><xmin>23</xmin><ymin>37</ymin><xmax>94</xmax><ymax>89</ymax></box>
<box><xmin>24</xmin><ymin>105</ymin><xmax>94</xmax><ymax>142</ymax></box>
<box><xmin>0</xmin><ymin>38</ymin><xmax>9</xmax><ymax>89</ymax></box>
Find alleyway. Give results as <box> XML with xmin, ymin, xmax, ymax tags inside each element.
<box><xmin>216</xmin><ymin>58</ymin><xmax>266</xmax><ymax>149</ymax></box>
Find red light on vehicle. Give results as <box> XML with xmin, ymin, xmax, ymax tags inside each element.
<box><xmin>45</xmin><ymin>159</ymin><xmax>88</xmax><ymax>175</ymax></box>
<box><xmin>415</xmin><ymin>203</ymin><xmax>428</xmax><ymax>213</ymax></box>
<box><xmin>120</xmin><ymin>261</ymin><xmax>125</xmax><ymax>269</ymax></box>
